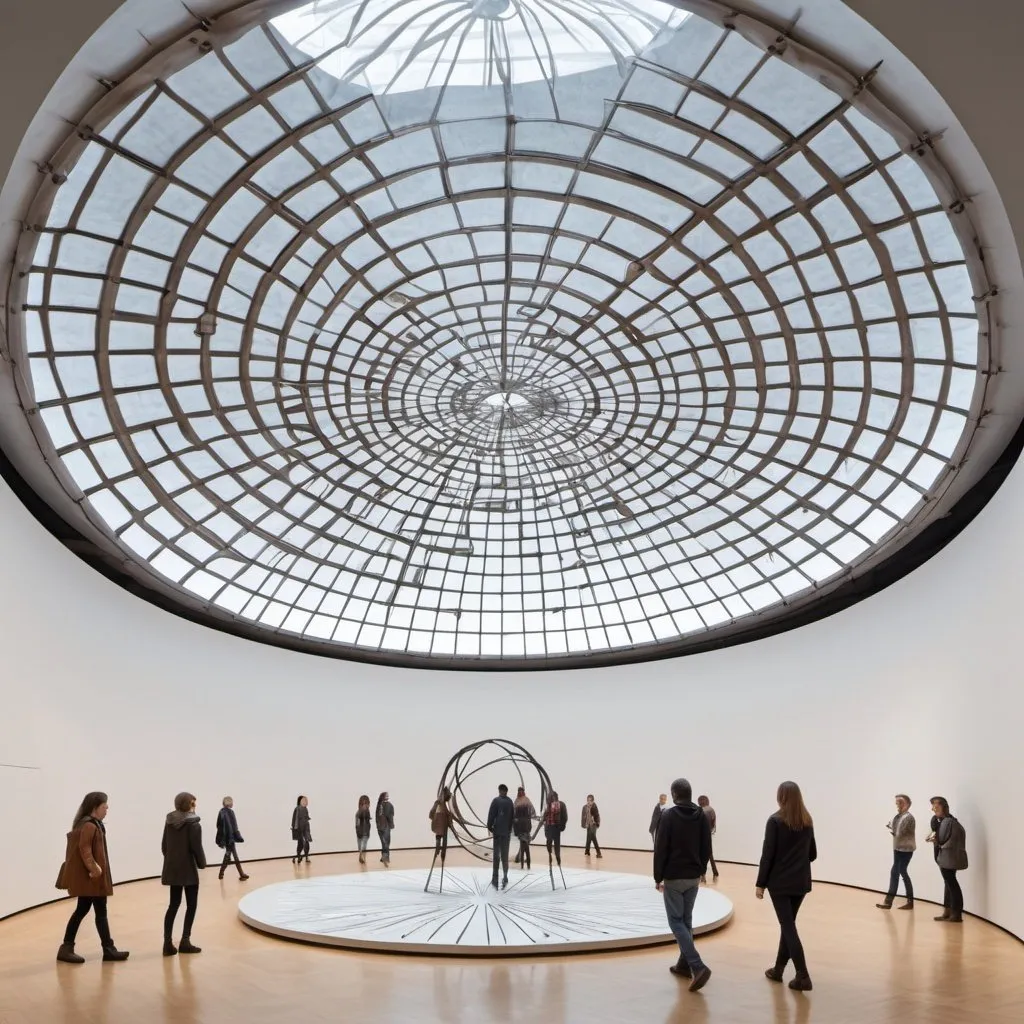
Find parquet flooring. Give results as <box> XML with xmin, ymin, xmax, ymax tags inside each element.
<box><xmin>0</xmin><ymin>849</ymin><xmax>1020</xmax><ymax>1023</ymax></box>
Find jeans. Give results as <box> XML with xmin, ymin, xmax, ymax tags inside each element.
<box><xmin>887</xmin><ymin>850</ymin><xmax>914</xmax><ymax>901</ymax></box>
<box><xmin>585</xmin><ymin>827</ymin><xmax>601</xmax><ymax>855</ymax></box>
<box><xmin>164</xmin><ymin>884</ymin><xmax>198</xmax><ymax>942</ymax></box>
<box><xmin>219</xmin><ymin>843</ymin><xmax>245</xmax><ymax>877</ymax></box>
<box><xmin>662</xmin><ymin>881</ymin><xmax>705</xmax><ymax>973</ymax></box>
<box><xmin>378</xmin><ymin>828</ymin><xmax>391</xmax><ymax>862</ymax></box>
<box><xmin>492</xmin><ymin>833</ymin><xmax>511</xmax><ymax>883</ymax></box>
<box><xmin>769</xmin><ymin>891</ymin><xmax>808</xmax><ymax>975</ymax></box>
<box><xmin>63</xmin><ymin>896</ymin><xmax>112</xmax><ymax>946</ymax></box>
<box><xmin>940</xmin><ymin>868</ymin><xmax>963</xmax><ymax>917</ymax></box>
<box><xmin>357</xmin><ymin>836</ymin><xmax>368</xmax><ymax>853</ymax></box>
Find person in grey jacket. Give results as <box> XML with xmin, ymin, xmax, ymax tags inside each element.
<box><xmin>876</xmin><ymin>794</ymin><xmax>915</xmax><ymax>910</ymax></box>
<box><xmin>161</xmin><ymin>792</ymin><xmax>206</xmax><ymax>956</ymax></box>
<box><xmin>486</xmin><ymin>784</ymin><xmax>515</xmax><ymax>889</ymax></box>
<box><xmin>927</xmin><ymin>796</ymin><xmax>968</xmax><ymax>923</ymax></box>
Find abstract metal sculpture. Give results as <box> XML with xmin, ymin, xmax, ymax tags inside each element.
<box><xmin>436</xmin><ymin>739</ymin><xmax>552</xmax><ymax>863</ymax></box>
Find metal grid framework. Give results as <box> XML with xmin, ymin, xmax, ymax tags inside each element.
<box><xmin>8</xmin><ymin>0</ymin><xmax>991</xmax><ymax>663</ymax></box>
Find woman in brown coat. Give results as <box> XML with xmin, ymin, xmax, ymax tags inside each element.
<box><xmin>56</xmin><ymin>791</ymin><xmax>129</xmax><ymax>964</ymax></box>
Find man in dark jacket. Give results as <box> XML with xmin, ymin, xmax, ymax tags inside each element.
<box><xmin>653</xmin><ymin>778</ymin><xmax>712</xmax><ymax>992</ymax></box>
<box><xmin>650</xmin><ymin>793</ymin><xmax>668</xmax><ymax>844</ymax></box>
<box><xmin>486</xmin><ymin>784</ymin><xmax>515</xmax><ymax>889</ymax></box>
<box><xmin>216</xmin><ymin>797</ymin><xmax>249</xmax><ymax>881</ymax></box>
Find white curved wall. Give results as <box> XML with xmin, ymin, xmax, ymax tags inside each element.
<box><xmin>2</xmin><ymin>0</ymin><xmax>1024</xmax><ymax>941</ymax></box>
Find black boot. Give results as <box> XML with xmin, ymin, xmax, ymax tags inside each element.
<box><xmin>789</xmin><ymin>974</ymin><xmax>813</xmax><ymax>991</ymax></box>
<box><xmin>898</xmin><ymin>899</ymin><xmax>914</xmax><ymax>910</ymax></box>
<box><xmin>876</xmin><ymin>896</ymin><xmax>893</xmax><ymax>910</ymax></box>
<box><xmin>163</xmin><ymin>940</ymin><xmax>177</xmax><ymax>957</ymax></box>
<box><xmin>102</xmin><ymin>945</ymin><xmax>130</xmax><ymax>962</ymax></box>
<box><xmin>56</xmin><ymin>943</ymin><xmax>85</xmax><ymax>964</ymax></box>
<box><xmin>178</xmin><ymin>938</ymin><xmax>202</xmax><ymax>954</ymax></box>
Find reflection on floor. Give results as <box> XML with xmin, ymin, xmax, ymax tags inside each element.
<box><xmin>0</xmin><ymin>849</ymin><xmax>1021</xmax><ymax>1024</ymax></box>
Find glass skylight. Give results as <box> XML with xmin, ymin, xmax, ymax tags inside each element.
<box><xmin>11</xmin><ymin>0</ymin><xmax>988</xmax><ymax>662</ymax></box>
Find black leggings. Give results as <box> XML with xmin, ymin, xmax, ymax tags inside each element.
<box><xmin>63</xmin><ymin>896</ymin><xmax>112</xmax><ymax>946</ymax></box>
<box><xmin>585</xmin><ymin>826</ymin><xmax>601</xmax><ymax>855</ymax></box>
<box><xmin>515</xmin><ymin>836</ymin><xmax>531</xmax><ymax>868</ymax></box>
<box><xmin>940</xmin><ymin>868</ymin><xmax>963</xmax><ymax>917</ymax></box>
<box><xmin>769</xmin><ymin>891</ymin><xmax>808</xmax><ymax>976</ymax></box>
<box><xmin>296</xmin><ymin>837</ymin><xmax>310</xmax><ymax>860</ymax></box>
<box><xmin>164</xmin><ymin>884</ymin><xmax>199</xmax><ymax>942</ymax></box>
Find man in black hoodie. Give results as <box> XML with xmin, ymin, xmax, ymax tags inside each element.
<box><xmin>654</xmin><ymin>778</ymin><xmax>712</xmax><ymax>992</ymax></box>
<box><xmin>486</xmin><ymin>784</ymin><xmax>515</xmax><ymax>890</ymax></box>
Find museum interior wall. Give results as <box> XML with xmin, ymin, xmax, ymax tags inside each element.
<box><xmin>2</xmin><ymin>0</ymin><xmax>1024</xmax><ymax>941</ymax></box>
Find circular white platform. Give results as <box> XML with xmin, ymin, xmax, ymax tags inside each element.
<box><xmin>238</xmin><ymin>867</ymin><xmax>734</xmax><ymax>956</ymax></box>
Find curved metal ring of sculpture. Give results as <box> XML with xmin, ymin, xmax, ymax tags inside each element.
<box><xmin>437</xmin><ymin>739</ymin><xmax>552</xmax><ymax>861</ymax></box>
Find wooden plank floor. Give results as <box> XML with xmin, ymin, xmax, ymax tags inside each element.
<box><xmin>1</xmin><ymin>849</ymin><xmax>1020</xmax><ymax>1024</ymax></box>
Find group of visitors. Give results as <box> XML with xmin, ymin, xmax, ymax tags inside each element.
<box><xmin>874</xmin><ymin>794</ymin><xmax>969</xmax><ymax>922</ymax></box>
<box><xmin>53</xmin><ymin>782</ymin><xmax>970</xmax><ymax>979</ymax></box>
<box><xmin>653</xmin><ymin>781</ymin><xmax>970</xmax><ymax>996</ymax></box>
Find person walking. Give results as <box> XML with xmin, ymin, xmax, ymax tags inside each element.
<box><xmin>876</xmin><ymin>794</ymin><xmax>915</xmax><ymax>910</ymax></box>
<box><xmin>486</xmin><ymin>784</ymin><xmax>515</xmax><ymax>889</ymax></box>
<box><xmin>757</xmin><ymin>781</ymin><xmax>816</xmax><ymax>991</ymax></box>
<box><xmin>650</xmin><ymin>793</ymin><xmax>668</xmax><ymax>844</ymax></box>
<box><xmin>429</xmin><ymin>787</ymin><xmax>454</xmax><ymax>865</ymax></box>
<box><xmin>375</xmin><ymin>792</ymin><xmax>395</xmax><ymax>866</ymax></box>
<box><xmin>291</xmin><ymin>796</ymin><xmax>312</xmax><ymax>864</ymax></box>
<box><xmin>928</xmin><ymin>796</ymin><xmax>968</xmax><ymax>923</ymax></box>
<box><xmin>513</xmin><ymin>787</ymin><xmax>536</xmax><ymax>869</ymax></box>
<box><xmin>697</xmin><ymin>795</ymin><xmax>719</xmax><ymax>881</ymax></box>
<box><xmin>55</xmin><ymin>792</ymin><xmax>130</xmax><ymax>964</ymax></box>
<box><xmin>161</xmin><ymin>791</ymin><xmax>206</xmax><ymax>957</ymax></box>
<box><xmin>355</xmin><ymin>795</ymin><xmax>372</xmax><ymax>865</ymax></box>
<box><xmin>582</xmin><ymin>794</ymin><xmax>602</xmax><ymax>858</ymax></box>
<box><xmin>653</xmin><ymin>777</ymin><xmax>713</xmax><ymax>992</ymax></box>
<box><xmin>543</xmin><ymin>791</ymin><xmax>569</xmax><ymax>866</ymax></box>
<box><xmin>216</xmin><ymin>797</ymin><xmax>249</xmax><ymax>881</ymax></box>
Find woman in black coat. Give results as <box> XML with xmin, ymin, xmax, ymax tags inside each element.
<box><xmin>756</xmin><ymin>781</ymin><xmax>817</xmax><ymax>991</ymax></box>
<box><xmin>161</xmin><ymin>791</ymin><xmax>207</xmax><ymax>956</ymax></box>
<box><xmin>292</xmin><ymin>796</ymin><xmax>311</xmax><ymax>864</ymax></box>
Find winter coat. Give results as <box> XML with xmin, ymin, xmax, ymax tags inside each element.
<box><xmin>291</xmin><ymin>804</ymin><xmax>311</xmax><ymax>842</ymax></box>
<box><xmin>543</xmin><ymin>801</ymin><xmax>569</xmax><ymax>832</ymax></box>
<box><xmin>935</xmin><ymin>815</ymin><xmax>969</xmax><ymax>870</ymax></box>
<box><xmin>216</xmin><ymin>806</ymin><xmax>243</xmax><ymax>849</ymax></box>
<box><xmin>653</xmin><ymin>802</ymin><xmax>711</xmax><ymax>884</ymax></box>
<box><xmin>487</xmin><ymin>795</ymin><xmax>515</xmax><ymax>837</ymax></box>
<box><xmin>161</xmin><ymin>811</ymin><xmax>207</xmax><ymax>886</ymax></box>
<box><xmin>355</xmin><ymin>808</ymin><xmax>372</xmax><ymax>839</ymax></box>
<box><xmin>513</xmin><ymin>799</ymin><xmax>536</xmax><ymax>840</ymax></box>
<box><xmin>375</xmin><ymin>801</ymin><xmax>395</xmax><ymax>831</ymax></box>
<box><xmin>755</xmin><ymin>813</ymin><xmax>817</xmax><ymax>894</ymax></box>
<box><xmin>59</xmin><ymin>817</ymin><xmax>114</xmax><ymax>898</ymax></box>
<box><xmin>429</xmin><ymin>800</ymin><xmax>453</xmax><ymax>836</ymax></box>
<box><xmin>581</xmin><ymin>802</ymin><xmax>601</xmax><ymax>829</ymax></box>
<box><xmin>649</xmin><ymin>803</ymin><xmax>665</xmax><ymax>836</ymax></box>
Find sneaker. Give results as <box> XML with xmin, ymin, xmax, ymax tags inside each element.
<box><xmin>669</xmin><ymin>960</ymin><xmax>692</xmax><ymax>979</ymax></box>
<box><xmin>689</xmin><ymin>967</ymin><xmax>712</xmax><ymax>992</ymax></box>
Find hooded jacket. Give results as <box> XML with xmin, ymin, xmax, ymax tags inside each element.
<box><xmin>161</xmin><ymin>810</ymin><xmax>207</xmax><ymax>887</ymax></box>
<box><xmin>653</xmin><ymin>801</ymin><xmax>711</xmax><ymax>884</ymax></box>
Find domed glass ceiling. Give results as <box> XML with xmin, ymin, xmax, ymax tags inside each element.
<box><xmin>10</xmin><ymin>0</ymin><xmax>989</xmax><ymax>663</ymax></box>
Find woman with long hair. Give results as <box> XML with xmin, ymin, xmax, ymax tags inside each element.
<box><xmin>291</xmin><ymin>796</ymin><xmax>311</xmax><ymax>864</ymax></box>
<box><xmin>513</xmin><ymin>786</ymin><xmax>536</xmax><ymax>869</ymax></box>
<box><xmin>161</xmin><ymin>791</ymin><xmax>206</xmax><ymax>956</ymax></box>
<box><xmin>355</xmin><ymin>795</ymin><xmax>372</xmax><ymax>865</ymax></box>
<box><xmin>756</xmin><ymin>781</ymin><xmax>817</xmax><ymax>991</ymax></box>
<box><xmin>375</xmin><ymin>791</ymin><xmax>395</xmax><ymax>866</ymax></box>
<box><xmin>55</xmin><ymin>792</ymin><xmax>129</xmax><ymax>964</ymax></box>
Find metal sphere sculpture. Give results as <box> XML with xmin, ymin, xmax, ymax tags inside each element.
<box><xmin>438</xmin><ymin>739</ymin><xmax>553</xmax><ymax>861</ymax></box>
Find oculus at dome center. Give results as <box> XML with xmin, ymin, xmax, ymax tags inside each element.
<box><xmin>5</xmin><ymin>0</ymin><xmax>994</xmax><ymax>664</ymax></box>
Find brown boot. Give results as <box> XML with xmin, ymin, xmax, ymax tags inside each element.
<box><xmin>897</xmin><ymin>900</ymin><xmax>914</xmax><ymax>910</ymax></box>
<box><xmin>56</xmin><ymin>943</ymin><xmax>84</xmax><ymax>964</ymax></box>
<box><xmin>934</xmin><ymin>909</ymin><xmax>951</xmax><ymax>921</ymax></box>
<box><xmin>875</xmin><ymin>896</ymin><xmax>893</xmax><ymax>910</ymax></box>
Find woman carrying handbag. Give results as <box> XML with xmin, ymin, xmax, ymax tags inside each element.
<box><xmin>55</xmin><ymin>791</ymin><xmax>130</xmax><ymax>964</ymax></box>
